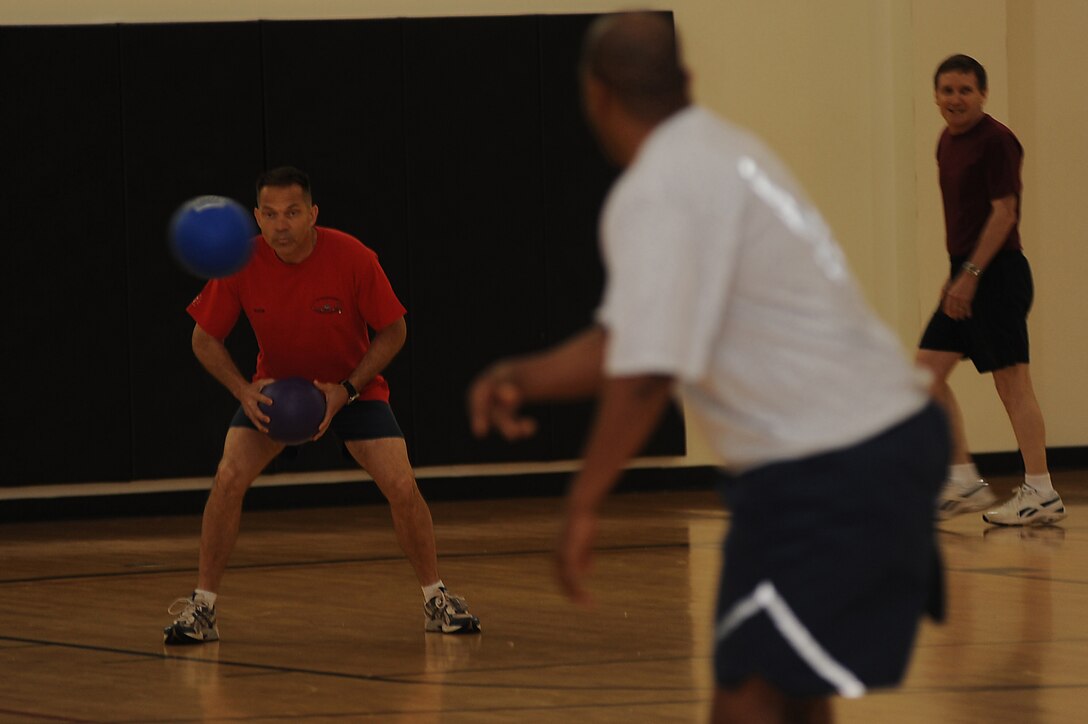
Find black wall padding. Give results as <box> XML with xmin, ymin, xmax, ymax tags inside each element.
<box><xmin>2</xmin><ymin>25</ymin><xmax>133</xmax><ymax>486</ymax></box>
<box><xmin>402</xmin><ymin>16</ymin><xmax>552</xmax><ymax>466</ymax></box>
<box><xmin>3</xmin><ymin>13</ymin><xmax>686</xmax><ymax>487</ymax></box>
<box><xmin>119</xmin><ymin>22</ymin><xmax>266</xmax><ymax>480</ymax></box>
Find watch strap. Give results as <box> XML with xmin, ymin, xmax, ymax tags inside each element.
<box><xmin>341</xmin><ymin>379</ymin><xmax>359</xmax><ymax>404</ymax></box>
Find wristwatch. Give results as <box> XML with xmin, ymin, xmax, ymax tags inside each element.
<box><xmin>340</xmin><ymin>379</ymin><xmax>359</xmax><ymax>404</ymax></box>
<box><xmin>961</xmin><ymin>261</ymin><xmax>983</xmax><ymax>277</ymax></box>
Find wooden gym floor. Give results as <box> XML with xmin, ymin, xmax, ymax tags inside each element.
<box><xmin>1</xmin><ymin>470</ymin><xmax>1086</xmax><ymax>722</ymax></box>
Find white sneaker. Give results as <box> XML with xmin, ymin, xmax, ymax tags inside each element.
<box><xmin>936</xmin><ymin>478</ymin><xmax>997</xmax><ymax>520</ymax></box>
<box><xmin>424</xmin><ymin>588</ymin><xmax>481</xmax><ymax>634</ymax></box>
<box><xmin>982</xmin><ymin>484</ymin><xmax>1067</xmax><ymax>527</ymax></box>
<box><xmin>163</xmin><ymin>593</ymin><xmax>220</xmax><ymax>645</ymax></box>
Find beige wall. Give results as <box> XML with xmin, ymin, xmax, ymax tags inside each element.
<box><xmin>1006</xmin><ymin>0</ymin><xmax>1088</xmax><ymax>450</ymax></box>
<box><xmin>4</xmin><ymin>0</ymin><xmax>1084</xmax><ymax>468</ymax></box>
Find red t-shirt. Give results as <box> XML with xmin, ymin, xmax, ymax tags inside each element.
<box><xmin>937</xmin><ymin>114</ymin><xmax>1023</xmax><ymax>257</ymax></box>
<box><xmin>187</xmin><ymin>226</ymin><xmax>406</xmax><ymax>401</ymax></box>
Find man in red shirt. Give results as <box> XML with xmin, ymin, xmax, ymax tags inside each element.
<box><xmin>163</xmin><ymin>166</ymin><xmax>480</xmax><ymax>643</ymax></box>
<box><xmin>920</xmin><ymin>55</ymin><xmax>1065</xmax><ymax>526</ymax></box>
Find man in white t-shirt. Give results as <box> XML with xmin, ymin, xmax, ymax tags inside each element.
<box><xmin>469</xmin><ymin>13</ymin><xmax>948</xmax><ymax>723</ymax></box>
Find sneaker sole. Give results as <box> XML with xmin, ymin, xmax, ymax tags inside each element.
<box><xmin>426</xmin><ymin>620</ymin><xmax>482</xmax><ymax>635</ymax></box>
<box><xmin>163</xmin><ymin>627</ymin><xmax>219</xmax><ymax>645</ymax></box>
<box><xmin>937</xmin><ymin>496</ymin><xmax>997</xmax><ymax>521</ymax></box>
<box><xmin>983</xmin><ymin>511</ymin><xmax>1067</xmax><ymax>527</ymax></box>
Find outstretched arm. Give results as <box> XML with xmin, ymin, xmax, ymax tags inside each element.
<box><xmin>467</xmin><ymin>325</ymin><xmax>607</xmax><ymax>440</ymax></box>
<box><xmin>467</xmin><ymin>323</ymin><xmax>675</xmax><ymax>602</ymax></box>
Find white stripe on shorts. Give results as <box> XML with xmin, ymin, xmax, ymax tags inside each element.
<box><xmin>715</xmin><ymin>580</ymin><xmax>866</xmax><ymax>698</ymax></box>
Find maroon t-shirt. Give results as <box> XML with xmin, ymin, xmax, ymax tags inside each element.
<box><xmin>937</xmin><ymin>114</ymin><xmax>1023</xmax><ymax>257</ymax></box>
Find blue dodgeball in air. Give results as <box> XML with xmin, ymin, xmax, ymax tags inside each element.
<box><xmin>169</xmin><ymin>195</ymin><xmax>255</xmax><ymax>278</ymax></box>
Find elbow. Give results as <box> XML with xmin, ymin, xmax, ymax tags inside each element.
<box><xmin>384</xmin><ymin>317</ymin><xmax>408</xmax><ymax>352</ymax></box>
<box><xmin>631</xmin><ymin>374</ymin><xmax>674</xmax><ymax>401</ymax></box>
<box><xmin>191</xmin><ymin>324</ymin><xmax>214</xmax><ymax>355</ymax></box>
<box><xmin>996</xmin><ymin>198</ymin><xmax>1018</xmax><ymax>227</ymax></box>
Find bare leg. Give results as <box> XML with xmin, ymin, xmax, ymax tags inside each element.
<box><xmin>197</xmin><ymin>427</ymin><xmax>285</xmax><ymax>592</ymax></box>
<box><xmin>345</xmin><ymin>437</ymin><xmax>440</xmax><ymax>586</ymax></box>
<box><xmin>992</xmin><ymin>363</ymin><xmax>1048</xmax><ymax>475</ymax></box>
<box><xmin>916</xmin><ymin>349</ymin><xmax>970</xmax><ymax>466</ymax></box>
<box><xmin>712</xmin><ymin>677</ymin><xmax>832</xmax><ymax>724</ymax></box>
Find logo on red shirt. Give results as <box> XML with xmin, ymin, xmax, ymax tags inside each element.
<box><xmin>312</xmin><ymin>297</ymin><xmax>343</xmax><ymax>315</ymax></box>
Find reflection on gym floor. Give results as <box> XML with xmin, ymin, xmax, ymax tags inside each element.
<box><xmin>1</xmin><ymin>471</ymin><xmax>1085</xmax><ymax>722</ymax></box>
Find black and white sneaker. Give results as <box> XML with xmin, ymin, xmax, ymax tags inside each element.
<box><xmin>936</xmin><ymin>477</ymin><xmax>997</xmax><ymax>520</ymax></box>
<box><xmin>983</xmin><ymin>484</ymin><xmax>1067</xmax><ymax>527</ymax></box>
<box><xmin>163</xmin><ymin>594</ymin><xmax>220</xmax><ymax>645</ymax></box>
<box><xmin>424</xmin><ymin>588</ymin><xmax>481</xmax><ymax>634</ymax></box>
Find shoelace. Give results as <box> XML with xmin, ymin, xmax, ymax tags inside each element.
<box><xmin>1012</xmin><ymin>484</ymin><xmax>1039</xmax><ymax>502</ymax></box>
<box><xmin>167</xmin><ymin>597</ymin><xmax>209</xmax><ymax>624</ymax></box>
<box><xmin>431</xmin><ymin>590</ymin><xmax>469</xmax><ymax>615</ymax></box>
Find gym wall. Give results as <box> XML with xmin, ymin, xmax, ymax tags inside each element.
<box><xmin>5</xmin><ymin>0</ymin><xmax>1087</xmax><ymax>489</ymax></box>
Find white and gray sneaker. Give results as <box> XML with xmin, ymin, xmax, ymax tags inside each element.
<box><xmin>163</xmin><ymin>594</ymin><xmax>220</xmax><ymax>645</ymax></box>
<box><xmin>983</xmin><ymin>484</ymin><xmax>1067</xmax><ymax>527</ymax></box>
<box><xmin>424</xmin><ymin>588</ymin><xmax>481</xmax><ymax>634</ymax></box>
<box><xmin>936</xmin><ymin>478</ymin><xmax>997</xmax><ymax>520</ymax></box>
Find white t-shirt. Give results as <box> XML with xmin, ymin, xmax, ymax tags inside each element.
<box><xmin>597</xmin><ymin>106</ymin><xmax>929</xmax><ymax>471</ymax></box>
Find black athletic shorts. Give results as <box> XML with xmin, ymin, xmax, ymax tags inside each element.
<box><xmin>230</xmin><ymin>399</ymin><xmax>404</xmax><ymax>442</ymax></box>
<box><xmin>713</xmin><ymin>402</ymin><xmax>948</xmax><ymax>698</ymax></box>
<box><xmin>918</xmin><ymin>250</ymin><xmax>1034</xmax><ymax>373</ymax></box>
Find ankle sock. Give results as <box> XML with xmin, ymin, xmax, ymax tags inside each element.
<box><xmin>194</xmin><ymin>589</ymin><xmax>217</xmax><ymax>608</ymax></box>
<box><xmin>423</xmin><ymin>581</ymin><xmax>445</xmax><ymax>601</ymax></box>
<box><xmin>950</xmin><ymin>462</ymin><xmax>981</xmax><ymax>483</ymax></box>
<box><xmin>1024</xmin><ymin>473</ymin><xmax>1055</xmax><ymax>493</ymax></box>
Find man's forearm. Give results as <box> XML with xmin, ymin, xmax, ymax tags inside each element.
<box><xmin>967</xmin><ymin>199</ymin><xmax>1017</xmax><ymax>271</ymax></box>
<box><xmin>343</xmin><ymin>317</ymin><xmax>406</xmax><ymax>389</ymax></box>
<box><xmin>505</xmin><ymin>326</ymin><xmax>607</xmax><ymax>403</ymax></box>
<box><xmin>192</xmin><ymin>326</ymin><xmax>249</xmax><ymax>399</ymax></box>
<box><xmin>567</xmin><ymin>374</ymin><xmax>673</xmax><ymax>513</ymax></box>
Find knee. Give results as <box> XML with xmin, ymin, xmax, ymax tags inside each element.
<box><xmin>915</xmin><ymin>351</ymin><xmax>958</xmax><ymax>385</ymax></box>
<box><xmin>210</xmin><ymin>460</ymin><xmax>253</xmax><ymax>504</ymax></box>
<box><xmin>379</xmin><ymin>473</ymin><xmax>422</xmax><ymax>509</ymax></box>
<box><xmin>712</xmin><ymin>676</ymin><xmax>825</xmax><ymax>724</ymax></box>
<box><xmin>993</xmin><ymin>376</ymin><xmax>1013</xmax><ymax>401</ymax></box>
<box><xmin>712</xmin><ymin>680</ymin><xmax>776</xmax><ymax>724</ymax></box>
<box><xmin>993</xmin><ymin>366</ymin><xmax>1031</xmax><ymax>402</ymax></box>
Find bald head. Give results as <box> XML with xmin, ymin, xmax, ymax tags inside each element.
<box><xmin>581</xmin><ymin>12</ymin><xmax>689</xmax><ymax>124</ymax></box>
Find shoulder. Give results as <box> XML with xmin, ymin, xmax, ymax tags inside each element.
<box><xmin>317</xmin><ymin>226</ymin><xmax>364</xmax><ymax>247</ymax></box>
<box><xmin>604</xmin><ymin>108</ymin><xmax>753</xmax><ymax>247</ymax></box>
<box><xmin>981</xmin><ymin>115</ymin><xmax>1023</xmax><ymax>154</ymax></box>
<box><xmin>937</xmin><ymin>127</ymin><xmax>952</xmax><ymax>149</ymax></box>
<box><xmin>317</xmin><ymin>227</ymin><xmax>379</xmax><ymax>260</ymax></box>
<box><xmin>641</xmin><ymin>106</ymin><xmax>738</xmax><ymax>167</ymax></box>
<box><xmin>623</xmin><ymin>107</ymin><xmax>748</xmax><ymax>200</ymax></box>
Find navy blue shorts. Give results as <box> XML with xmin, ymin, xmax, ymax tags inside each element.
<box><xmin>713</xmin><ymin>403</ymin><xmax>948</xmax><ymax>697</ymax></box>
<box><xmin>919</xmin><ymin>250</ymin><xmax>1033</xmax><ymax>373</ymax></box>
<box><xmin>230</xmin><ymin>400</ymin><xmax>403</xmax><ymax>442</ymax></box>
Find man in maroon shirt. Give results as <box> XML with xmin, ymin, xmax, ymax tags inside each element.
<box><xmin>919</xmin><ymin>55</ymin><xmax>1065</xmax><ymax>527</ymax></box>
